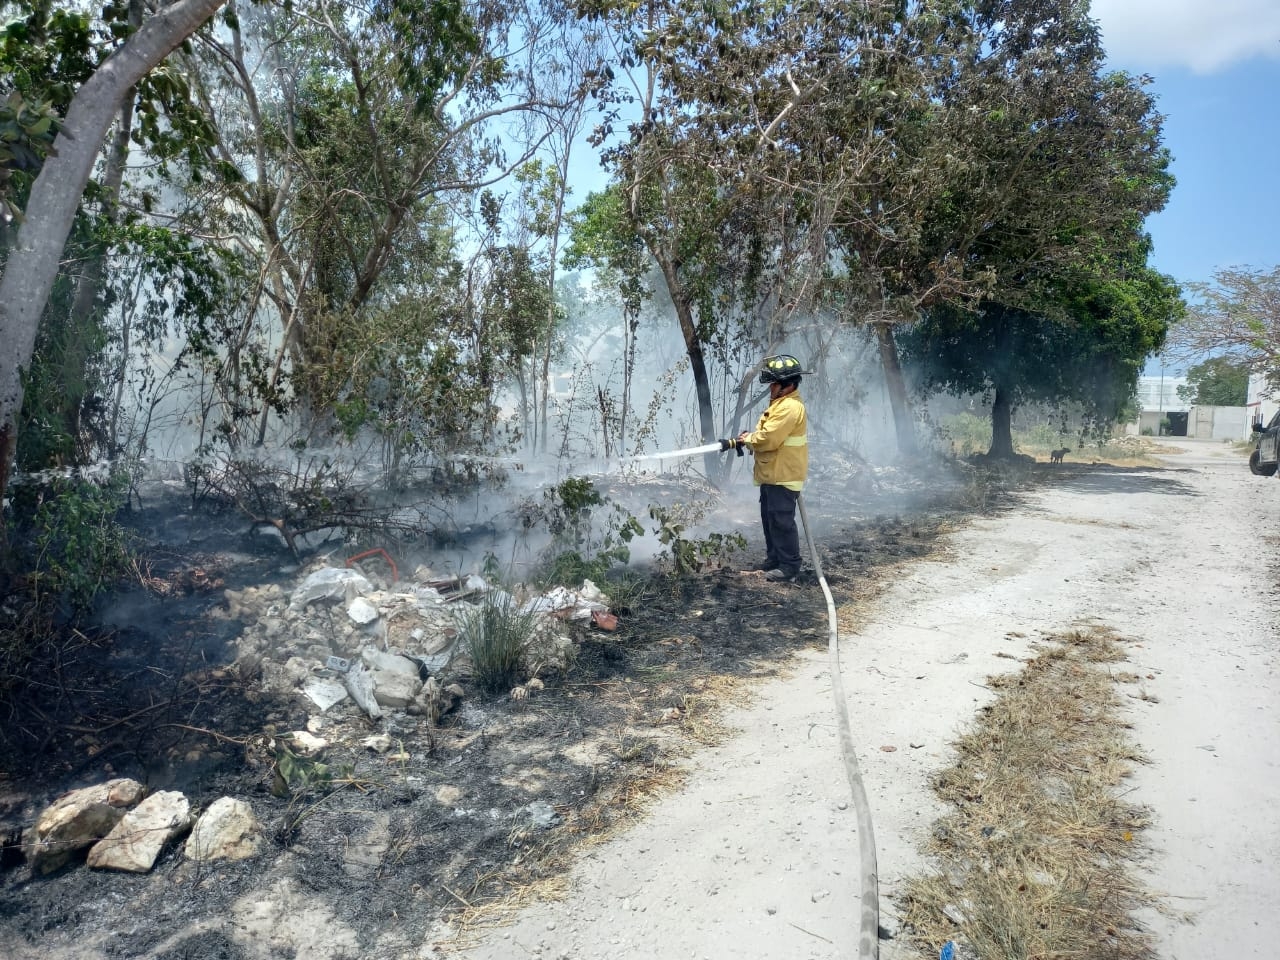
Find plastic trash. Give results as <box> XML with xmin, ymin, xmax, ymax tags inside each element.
<box><xmin>940</xmin><ymin>941</ymin><xmax>955</xmax><ymax>960</ymax></box>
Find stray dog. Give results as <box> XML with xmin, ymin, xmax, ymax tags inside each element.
<box><xmin>1050</xmin><ymin>447</ymin><xmax>1070</xmax><ymax>464</ymax></box>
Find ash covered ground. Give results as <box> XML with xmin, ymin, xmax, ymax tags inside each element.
<box><xmin>0</xmin><ymin>454</ymin><xmax>998</xmax><ymax>960</ymax></box>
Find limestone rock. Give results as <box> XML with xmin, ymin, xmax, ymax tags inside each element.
<box><xmin>25</xmin><ymin>778</ymin><xmax>146</xmax><ymax>874</ymax></box>
<box><xmin>373</xmin><ymin>669</ymin><xmax>422</xmax><ymax>709</ymax></box>
<box><xmin>346</xmin><ymin>597</ymin><xmax>379</xmax><ymax>625</ymax></box>
<box><xmin>87</xmin><ymin>790</ymin><xmax>191</xmax><ymax>873</ymax></box>
<box><xmin>286</xmin><ymin>731</ymin><xmax>328</xmax><ymax>757</ymax></box>
<box><xmin>185</xmin><ymin>797</ymin><xmax>262</xmax><ymax>863</ymax></box>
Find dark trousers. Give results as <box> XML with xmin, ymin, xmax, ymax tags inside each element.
<box><xmin>759</xmin><ymin>484</ymin><xmax>801</xmax><ymax>574</ymax></box>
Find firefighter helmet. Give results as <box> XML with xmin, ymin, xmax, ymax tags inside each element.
<box><xmin>758</xmin><ymin>354</ymin><xmax>803</xmax><ymax>386</ymax></box>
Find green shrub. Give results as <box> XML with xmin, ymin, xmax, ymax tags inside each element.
<box><xmin>29</xmin><ymin>474</ymin><xmax>134</xmax><ymax>612</ymax></box>
<box><xmin>460</xmin><ymin>593</ymin><xmax>539</xmax><ymax>693</ymax></box>
<box><xmin>649</xmin><ymin>503</ymin><xmax>747</xmax><ymax>575</ymax></box>
<box><xmin>521</xmin><ymin>477</ymin><xmax>642</xmax><ymax>586</ymax></box>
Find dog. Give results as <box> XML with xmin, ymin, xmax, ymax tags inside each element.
<box><xmin>1050</xmin><ymin>447</ymin><xmax>1070</xmax><ymax>464</ymax></box>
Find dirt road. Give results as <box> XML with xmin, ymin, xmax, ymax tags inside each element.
<box><xmin>445</xmin><ymin>439</ymin><xmax>1280</xmax><ymax>960</ymax></box>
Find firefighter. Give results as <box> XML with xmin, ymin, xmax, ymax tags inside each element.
<box><xmin>720</xmin><ymin>355</ymin><xmax>807</xmax><ymax>581</ymax></box>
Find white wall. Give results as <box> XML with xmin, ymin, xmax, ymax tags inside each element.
<box><xmin>1188</xmin><ymin>405</ymin><xmax>1250</xmax><ymax>441</ymax></box>
<box><xmin>1246</xmin><ymin>372</ymin><xmax>1279</xmax><ymax>429</ymax></box>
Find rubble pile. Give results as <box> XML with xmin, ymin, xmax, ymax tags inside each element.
<box><xmin>10</xmin><ymin>558</ymin><xmax>621</xmax><ymax>882</ymax></box>
<box><xmin>222</xmin><ymin>560</ymin><xmax>610</xmax><ymax>724</ymax></box>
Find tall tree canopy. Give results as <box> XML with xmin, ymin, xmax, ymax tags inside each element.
<box><xmin>1177</xmin><ymin>356</ymin><xmax>1249</xmax><ymax>407</ymax></box>
<box><xmin>903</xmin><ymin>238</ymin><xmax>1184</xmax><ymax>455</ymax></box>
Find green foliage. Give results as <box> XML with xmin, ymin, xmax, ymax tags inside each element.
<box><xmin>271</xmin><ymin>743</ymin><xmax>335</xmax><ymax>798</ymax></box>
<box><xmin>1177</xmin><ymin>357</ymin><xmax>1248</xmax><ymax>406</ymax></box>
<box><xmin>905</xmin><ymin>238</ymin><xmax>1185</xmax><ymax>453</ymax></box>
<box><xmin>26</xmin><ymin>474</ymin><xmax>134</xmax><ymax>612</ymax></box>
<box><xmin>459</xmin><ymin>592</ymin><xmax>540</xmax><ymax>694</ymax></box>
<box><xmin>524</xmin><ymin>477</ymin><xmax>642</xmax><ymax>585</ymax></box>
<box><xmin>648</xmin><ymin>503</ymin><xmax>746</xmax><ymax>576</ymax></box>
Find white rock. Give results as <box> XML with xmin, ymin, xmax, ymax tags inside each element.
<box><xmin>347</xmin><ymin>597</ymin><xmax>379</xmax><ymax>624</ymax></box>
<box><xmin>25</xmin><ymin>778</ymin><xmax>146</xmax><ymax>874</ymax></box>
<box><xmin>286</xmin><ymin>731</ymin><xmax>328</xmax><ymax>757</ymax></box>
<box><xmin>362</xmin><ymin>734</ymin><xmax>394</xmax><ymax>753</ymax></box>
<box><xmin>372</xmin><ymin>670</ymin><xmax>422</xmax><ymax>709</ymax></box>
<box><xmin>185</xmin><ymin>797</ymin><xmax>262</xmax><ymax>862</ymax></box>
<box><xmin>88</xmin><ymin>791</ymin><xmax>191</xmax><ymax>873</ymax></box>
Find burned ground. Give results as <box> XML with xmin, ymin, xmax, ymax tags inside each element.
<box><xmin>0</xmin><ymin>464</ymin><xmax>991</xmax><ymax>959</ymax></box>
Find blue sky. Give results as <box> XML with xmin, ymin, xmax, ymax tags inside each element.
<box><xmin>1091</xmin><ymin>0</ymin><xmax>1280</xmax><ymax>286</ymax></box>
<box><xmin>1090</xmin><ymin>0</ymin><xmax>1280</xmax><ymax>375</ymax></box>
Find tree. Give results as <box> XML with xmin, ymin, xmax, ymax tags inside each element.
<box><xmin>0</xmin><ymin>0</ymin><xmax>230</xmax><ymax>510</ymax></box>
<box><xmin>1165</xmin><ymin>266</ymin><xmax>1280</xmax><ymax>382</ymax></box>
<box><xmin>1177</xmin><ymin>356</ymin><xmax>1249</xmax><ymax>406</ymax></box>
<box><xmin>904</xmin><ymin>243</ymin><xmax>1184</xmax><ymax>456</ymax></box>
<box><xmin>859</xmin><ymin>0</ymin><xmax>1174</xmax><ymax>454</ymax></box>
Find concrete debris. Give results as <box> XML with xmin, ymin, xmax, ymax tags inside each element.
<box><xmin>343</xmin><ymin>661</ymin><xmax>383</xmax><ymax>719</ymax></box>
<box><xmin>87</xmin><ymin>790</ymin><xmax>191</xmax><ymax>873</ymax></box>
<box><xmin>25</xmin><ymin>778</ymin><xmax>147</xmax><ymax>874</ymax></box>
<box><xmin>302</xmin><ymin>676</ymin><xmax>349</xmax><ymax>711</ymax></box>
<box><xmin>223</xmin><ymin>562</ymin><xmax>606</xmax><ymax>734</ymax></box>
<box><xmin>290</xmin><ymin>567</ymin><xmax>372</xmax><ymax>610</ymax></box>
<box><xmin>521</xmin><ymin>580</ymin><xmax>609</xmax><ymax>621</ymax></box>
<box><xmin>185</xmin><ymin>797</ymin><xmax>262</xmax><ymax>863</ymax></box>
<box><xmin>346</xmin><ymin>596</ymin><xmax>380</xmax><ymax>624</ymax></box>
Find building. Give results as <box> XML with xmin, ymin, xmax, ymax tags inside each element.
<box><xmin>1246</xmin><ymin>371</ymin><xmax>1279</xmax><ymax>430</ymax></box>
<box><xmin>1131</xmin><ymin>375</ymin><xmax>1190</xmax><ymax>436</ymax></box>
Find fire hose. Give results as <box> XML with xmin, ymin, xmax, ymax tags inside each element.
<box><xmin>798</xmin><ymin>492</ymin><xmax>880</xmax><ymax>960</ymax></box>
<box><xmin>628</xmin><ymin>440</ymin><xmax>880</xmax><ymax>957</ymax></box>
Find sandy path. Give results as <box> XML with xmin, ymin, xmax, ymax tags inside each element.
<box><xmin>442</xmin><ymin>438</ymin><xmax>1280</xmax><ymax>960</ymax></box>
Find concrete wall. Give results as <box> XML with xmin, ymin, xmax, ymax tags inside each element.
<box><xmin>1187</xmin><ymin>405</ymin><xmax>1250</xmax><ymax>441</ymax></box>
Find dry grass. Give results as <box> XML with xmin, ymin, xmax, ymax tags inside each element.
<box><xmin>899</xmin><ymin>627</ymin><xmax>1155</xmax><ymax>960</ymax></box>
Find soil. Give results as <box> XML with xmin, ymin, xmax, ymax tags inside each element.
<box><xmin>4</xmin><ymin>438</ymin><xmax>1272</xmax><ymax>960</ymax></box>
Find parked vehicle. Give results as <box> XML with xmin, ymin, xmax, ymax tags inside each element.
<box><xmin>1249</xmin><ymin>411</ymin><xmax>1280</xmax><ymax>476</ymax></box>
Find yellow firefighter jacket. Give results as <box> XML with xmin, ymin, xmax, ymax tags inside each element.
<box><xmin>743</xmin><ymin>391</ymin><xmax>807</xmax><ymax>490</ymax></box>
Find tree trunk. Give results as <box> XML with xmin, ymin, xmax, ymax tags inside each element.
<box><xmin>658</xmin><ymin>259</ymin><xmax>720</xmax><ymax>481</ymax></box>
<box><xmin>0</xmin><ymin>0</ymin><xmax>229</xmax><ymax>512</ymax></box>
<box><xmin>988</xmin><ymin>383</ymin><xmax>1015</xmax><ymax>458</ymax></box>
<box><xmin>874</xmin><ymin>322</ymin><xmax>918</xmax><ymax>456</ymax></box>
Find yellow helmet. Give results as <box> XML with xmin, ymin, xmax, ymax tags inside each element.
<box><xmin>759</xmin><ymin>354</ymin><xmax>802</xmax><ymax>386</ymax></box>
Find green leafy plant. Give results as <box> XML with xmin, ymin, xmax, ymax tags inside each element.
<box><xmin>648</xmin><ymin>503</ymin><xmax>746</xmax><ymax>575</ymax></box>
<box><xmin>521</xmin><ymin>477</ymin><xmax>642</xmax><ymax>586</ymax></box>
<box><xmin>460</xmin><ymin>593</ymin><xmax>540</xmax><ymax>693</ymax></box>
<box><xmin>28</xmin><ymin>473</ymin><xmax>134</xmax><ymax>612</ymax></box>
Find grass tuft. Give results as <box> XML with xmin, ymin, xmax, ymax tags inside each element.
<box><xmin>459</xmin><ymin>593</ymin><xmax>540</xmax><ymax>693</ymax></box>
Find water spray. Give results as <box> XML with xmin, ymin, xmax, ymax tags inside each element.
<box><xmin>624</xmin><ymin>441</ymin><xmax>730</xmax><ymax>462</ymax></box>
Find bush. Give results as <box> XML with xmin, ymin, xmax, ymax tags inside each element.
<box><xmin>459</xmin><ymin>593</ymin><xmax>539</xmax><ymax>693</ymax></box>
<box><xmin>27</xmin><ymin>473</ymin><xmax>134</xmax><ymax>613</ymax></box>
